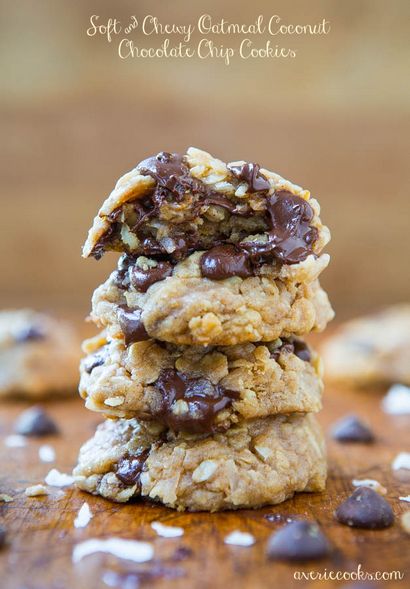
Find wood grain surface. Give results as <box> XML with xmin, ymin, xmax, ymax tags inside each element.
<box><xmin>0</xmin><ymin>336</ymin><xmax>409</xmax><ymax>589</ymax></box>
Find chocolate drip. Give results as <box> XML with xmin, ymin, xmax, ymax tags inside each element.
<box><xmin>152</xmin><ymin>369</ymin><xmax>240</xmax><ymax>434</ymax></box>
<box><xmin>271</xmin><ymin>338</ymin><xmax>311</xmax><ymax>362</ymax></box>
<box><xmin>200</xmin><ymin>245</ymin><xmax>253</xmax><ymax>280</ymax></box>
<box><xmin>117</xmin><ymin>305</ymin><xmax>150</xmax><ymax>345</ymax></box>
<box><xmin>228</xmin><ymin>162</ymin><xmax>270</xmax><ymax>193</ymax></box>
<box><xmin>116</xmin><ymin>449</ymin><xmax>149</xmax><ymax>490</ymax></box>
<box><xmin>130</xmin><ymin>261</ymin><xmax>173</xmax><ymax>292</ymax></box>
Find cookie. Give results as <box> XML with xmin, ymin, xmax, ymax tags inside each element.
<box><xmin>0</xmin><ymin>310</ymin><xmax>80</xmax><ymax>398</ymax></box>
<box><xmin>83</xmin><ymin>148</ymin><xmax>330</xmax><ymax>265</ymax></box>
<box><xmin>323</xmin><ymin>305</ymin><xmax>410</xmax><ymax>387</ymax></box>
<box><xmin>73</xmin><ymin>413</ymin><xmax>326</xmax><ymax>511</ymax></box>
<box><xmin>79</xmin><ymin>332</ymin><xmax>323</xmax><ymax>432</ymax></box>
<box><xmin>91</xmin><ymin>257</ymin><xmax>333</xmax><ymax>346</ymax></box>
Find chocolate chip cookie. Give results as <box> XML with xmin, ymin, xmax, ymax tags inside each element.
<box><xmin>73</xmin><ymin>413</ymin><xmax>326</xmax><ymax>511</ymax></box>
<box><xmin>80</xmin><ymin>332</ymin><xmax>323</xmax><ymax>432</ymax></box>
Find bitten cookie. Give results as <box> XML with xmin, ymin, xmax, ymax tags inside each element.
<box><xmin>73</xmin><ymin>413</ymin><xmax>326</xmax><ymax>511</ymax></box>
<box><xmin>83</xmin><ymin>148</ymin><xmax>333</xmax><ymax>345</ymax></box>
<box><xmin>79</xmin><ymin>332</ymin><xmax>323</xmax><ymax>432</ymax></box>
<box><xmin>0</xmin><ymin>309</ymin><xmax>80</xmax><ymax>398</ymax></box>
<box><xmin>323</xmin><ymin>304</ymin><xmax>410</xmax><ymax>387</ymax></box>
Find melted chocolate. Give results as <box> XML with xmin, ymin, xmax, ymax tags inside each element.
<box><xmin>116</xmin><ymin>449</ymin><xmax>149</xmax><ymax>490</ymax></box>
<box><xmin>200</xmin><ymin>245</ymin><xmax>253</xmax><ymax>280</ymax></box>
<box><xmin>130</xmin><ymin>261</ymin><xmax>173</xmax><ymax>292</ymax></box>
<box><xmin>152</xmin><ymin>369</ymin><xmax>240</xmax><ymax>434</ymax></box>
<box><xmin>228</xmin><ymin>162</ymin><xmax>270</xmax><ymax>193</ymax></box>
<box><xmin>117</xmin><ymin>305</ymin><xmax>150</xmax><ymax>345</ymax></box>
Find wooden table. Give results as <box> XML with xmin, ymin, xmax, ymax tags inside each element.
<box><xmin>0</xmin><ymin>370</ymin><xmax>409</xmax><ymax>588</ymax></box>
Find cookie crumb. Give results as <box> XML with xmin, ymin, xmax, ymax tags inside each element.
<box><xmin>151</xmin><ymin>521</ymin><xmax>184</xmax><ymax>538</ymax></box>
<box><xmin>392</xmin><ymin>452</ymin><xmax>410</xmax><ymax>471</ymax></box>
<box><xmin>399</xmin><ymin>495</ymin><xmax>410</xmax><ymax>503</ymax></box>
<box><xmin>25</xmin><ymin>484</ymin><xmax>48</xmax><ymax>497</ymax></box>
<box><xmin>224</xmin><ymin>531</ymin><xmax>255</xmax><ymax>547</ymax></box>
<box><xmin>0</xmin><ymin>494</ymin><xmax>13</xmax><ymax>503</ymax></box>
<box><xmin>400</xmin><ymin>511</ymin><xmax>410</xmax><ymax>535</ymax></box>
<box><xmin>4</xmin><ymin>435</ymin><xmax>26</xmax><ymax>448</ymax></box>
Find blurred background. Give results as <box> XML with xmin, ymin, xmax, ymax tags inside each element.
<box><xmin>1</xmin><ymin>0</ymin><xmax>409</xmax><ymax>320</ymax></box>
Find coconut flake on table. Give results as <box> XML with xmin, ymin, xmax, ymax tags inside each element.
<box><xmin>392</xmin><ymin>452</ymin><xmax>410</xmax><ymax>471</ymax></box>
<box><xmin>224</xmin><ymin>531</ymin><xmax>255</xmax><ymax>547</ymax></box>
<box><xmin>74</xmin><ymin>502</ymin><xmax>93</xmax><ymax>529</ymax></box>
<box><xmin>45</xmin><ymin>468</ymin><xmax>74</xmax><ymax>487</ymax></box>
<box><xmin>72</xmin><ymin>538</ymin><xmax>154</xmax><ymax>564</ymax></box>
<box><xmin>4</xmin><ymin>435</ymin><xmax>27</xmax><ymax>448</ymax></box>
<box><xmin>39</xmin><ymin>444</ymin><xmax>56</xmax><ymax>463</ymax></box>
<box><xmin>352</xmin><ymin>478</ymin><xmax>387</xmax><ymax>494</ymax></box>
<box><xmin>399</xmin><ymin>496</ymin><xmax>410</xmax><ymax>503</ymax></box>
<box><xmin>25</xmin><ymin>484</ymin><xmax>49</xmax><ymax>497</ymax></box>
<box><xmin>381</xmin><ymin>384</ymin><xmax>410</xmax><ymax>415</ymax></box>
<box><xmin>0</xmin><ymin>494</ymin><xmax>14</xmax><ymax>502</ymax></box>
<box><xmin>151</xmin><ymin>521</ymin><xmax>184</xmax><ymax>538</ymax></box>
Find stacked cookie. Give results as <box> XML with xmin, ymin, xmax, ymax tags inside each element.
<box><xmin>73</xmin><ymin>148</ymin><xmax>334</xmax><ymax>511</ymax></box>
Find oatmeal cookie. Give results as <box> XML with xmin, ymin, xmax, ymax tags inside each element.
<box><xmin>83</xmin><ymin>148</ymin><xmax>330</xmax><ymax>267</ymax></box>
<box><xmin>91</xmin><ymin>255</ymin><xmax>333</xmax><ymax>346</ymax></box>
<box><xmin>323</xmin><ymin>305</ymin><xmax>410</xmax><ymax>387</ymax></box>
<box><xmin>79</xmin><ymin>332</ymin><xmax>323</xmax><ymax>432</ymax></box>
<box><xmin>73</xmin><ymin>413</ymin><xmax>326</xmax><ymax>511</ymax></box>
<box><xmin>0</xmin><ymin>309</ymin><xmax>80</xmax><ymax>398</ymax></box>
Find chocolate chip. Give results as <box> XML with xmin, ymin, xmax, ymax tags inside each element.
<box><xmin>267</xmin><ymin>521</ymin><xmax>332</xmax><ymax>562</ymax></box>
<box><xmin>270</xmin><ymin>338</ymin><xmax>311</xmax><ymax>362</ymax></box>
<box><xmin>335</xmin><ymin>487</ymin><xmax>394</xmax><ymax>529</ymax></box>
<box><xmin>152</xmin><ymin>369</ymin><xmax>240</xmax><ymax>433</ymax></box>
<box><xmin>116</xmin><ymin>449</ymin><xmax>149</xmax><ymax>490</ymax></box>
<box><xmin>14</xmin><ymin>325</ymin><xmax>46</xmax><ymax>343</ymax></box>
<box><xmin>83</xmin><ymin>354</ymin><xmax>105</xmax><ymax>374</ymax></box>
<box><xmin>228</xmin><ymin>162</ymin><xmax>271</xmax><ymax>193</ymax></box>
<box><xmin>14</xmin><ymin>407</ymin><xmax>59</xmax><ymax>437</ymax></box>
<box><xmin>331</xmin><ymin>415</ymin><xmax>375</xmax><ymax>443</ymax></box>
<box><xmin>117</xmin><ymin>305</ymin><xmax>150</xmax><ymax>345</ymax></box>
<box><xmin>200</xmin><ymin>245</ymin><xmax>253</xmax><ymax>280</ymax></box>
<box><xmin>131</xmin><ymin>261</ymin><xmax>173</xmax><ymax>292</ymax></box>
<box><xmin>0</xmin><ymin>526</ymin><xmax>6</xmax><ymax>549</ymax></box>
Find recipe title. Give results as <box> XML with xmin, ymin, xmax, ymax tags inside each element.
<box><xmin>86</xmin><ymin>14</ymin><xmax>331</xmax><ymax>65</ymax></box>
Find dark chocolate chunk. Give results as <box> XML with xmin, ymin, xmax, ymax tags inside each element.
<box><xmin>131</xmin><ymin>261</ymin><xmax>173</xmax><ymax>292</ymax></box>
<box><xmin>117</xmin><ymin>305</ymin><xmax>150</xmax><ymax>345</ymax></box>
<box><xmin>228</xmin><ymin>162</ymin><xmax>271</xmax><ymax>193</ymax></box>
<box><xmin>14</xmin><ymin>407</ymin><xmax>59</xmax><ymax>437</ymax></box>
<box><xmin>14</xmin><ymin>325</ymin><xmax>46</xmax><ymax>343</ymax></box>
<box><xmin>200</xmin><ymin>245</ymin><xmax>253</xmax><ymax>280</ymax></box>
<box><xmin>335</xmin><ymin>487</ymin><xmax>394</xmax><ymax>529</ymax></box>
<box><xmin>83</xmin><ymin>354</ymin><xmax>105</xmax><ymax>374</ymax></box>
<box><xmin>152</xmin><ymin>369</ymin><xmax>240</xmax><ymax>433</ymax></box>
<box><xmin>270</xmin><ymin>338</ymin><xmax>311</xmax><ymax>362</ymax></box>
<box><xmin>116</xmin><ymin>448</ymin><xmax>149</xmax><ymax>490</ymax></box>
<box><xmin>331</xmin><ymin>415</ymin><xmax>375</xmax><ymax>443</ymax></box>
<box><xmin>0</xmin><ymin>526</ymin><xmax>6</xmax><ymax>549</ymax></box>
<box><xmin>267</xmin><ymin>521</ymin><xmax>332</xmax><ymax>562</ymax></box>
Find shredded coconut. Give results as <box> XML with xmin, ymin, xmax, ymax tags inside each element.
<box><xmin>352</xmin><ymin>479</ymin><xmax>387</xmax><ymax>494</ymax></box>
<box><xmin>0</xmin><ymin>494</ymin><xmax>13</xmax><ymax>502</ymax></box>
<box><xmin>4</xmin><ymin>435</ymin><xmax>26</xmax><ymax>448</ymax></box>
<box><xmin>74</xmin><ymin>502</ymin><xmax>93</xmax><ymax>529</ymax></box>
<box><xmin>381</xmin><ymin>384</ymin><xmax>410</xmax><ymax>415</ymax></box>
<box><xmin>45</xmin><ymin>468</ymin><xmax>74</xmax><ymax>487</ymax></box>
<box><xmin>72</xmin><ymin>538</ymin><xmax>154</xmax><ymax>564</ymax></box>
<box><xmin>39</xmin><ymin>445</ymin><xmax>56</xmax><ymax>463</ymax></box>
<box><xmin>151</xmin><ymin>521</ymin><xmax>184</xmax><ymax>538</ymax></box>
<box><xmin>224</xmin><ymin>531</ymin><xmax>255</xmax><ymax>547</ymax></box>
<box><xmin>392</xmin><ymin>452</ymin><xmax>410</xmax><ymax>471</ymax></box>
<box><xmin>25</xmin><ymin>484</ymin><xmax>48</xmax><ymax>497</ymax></box>
<box><xmin>399</xmin><ymin>496</ymin><xmax>410</xmax><ymax>503</ymax></box>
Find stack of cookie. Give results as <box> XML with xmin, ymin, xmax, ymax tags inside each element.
<box><xmin>73</xmin><ymin>148</ymin><xmax>333</xmax><ymax>511</ymax></box>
